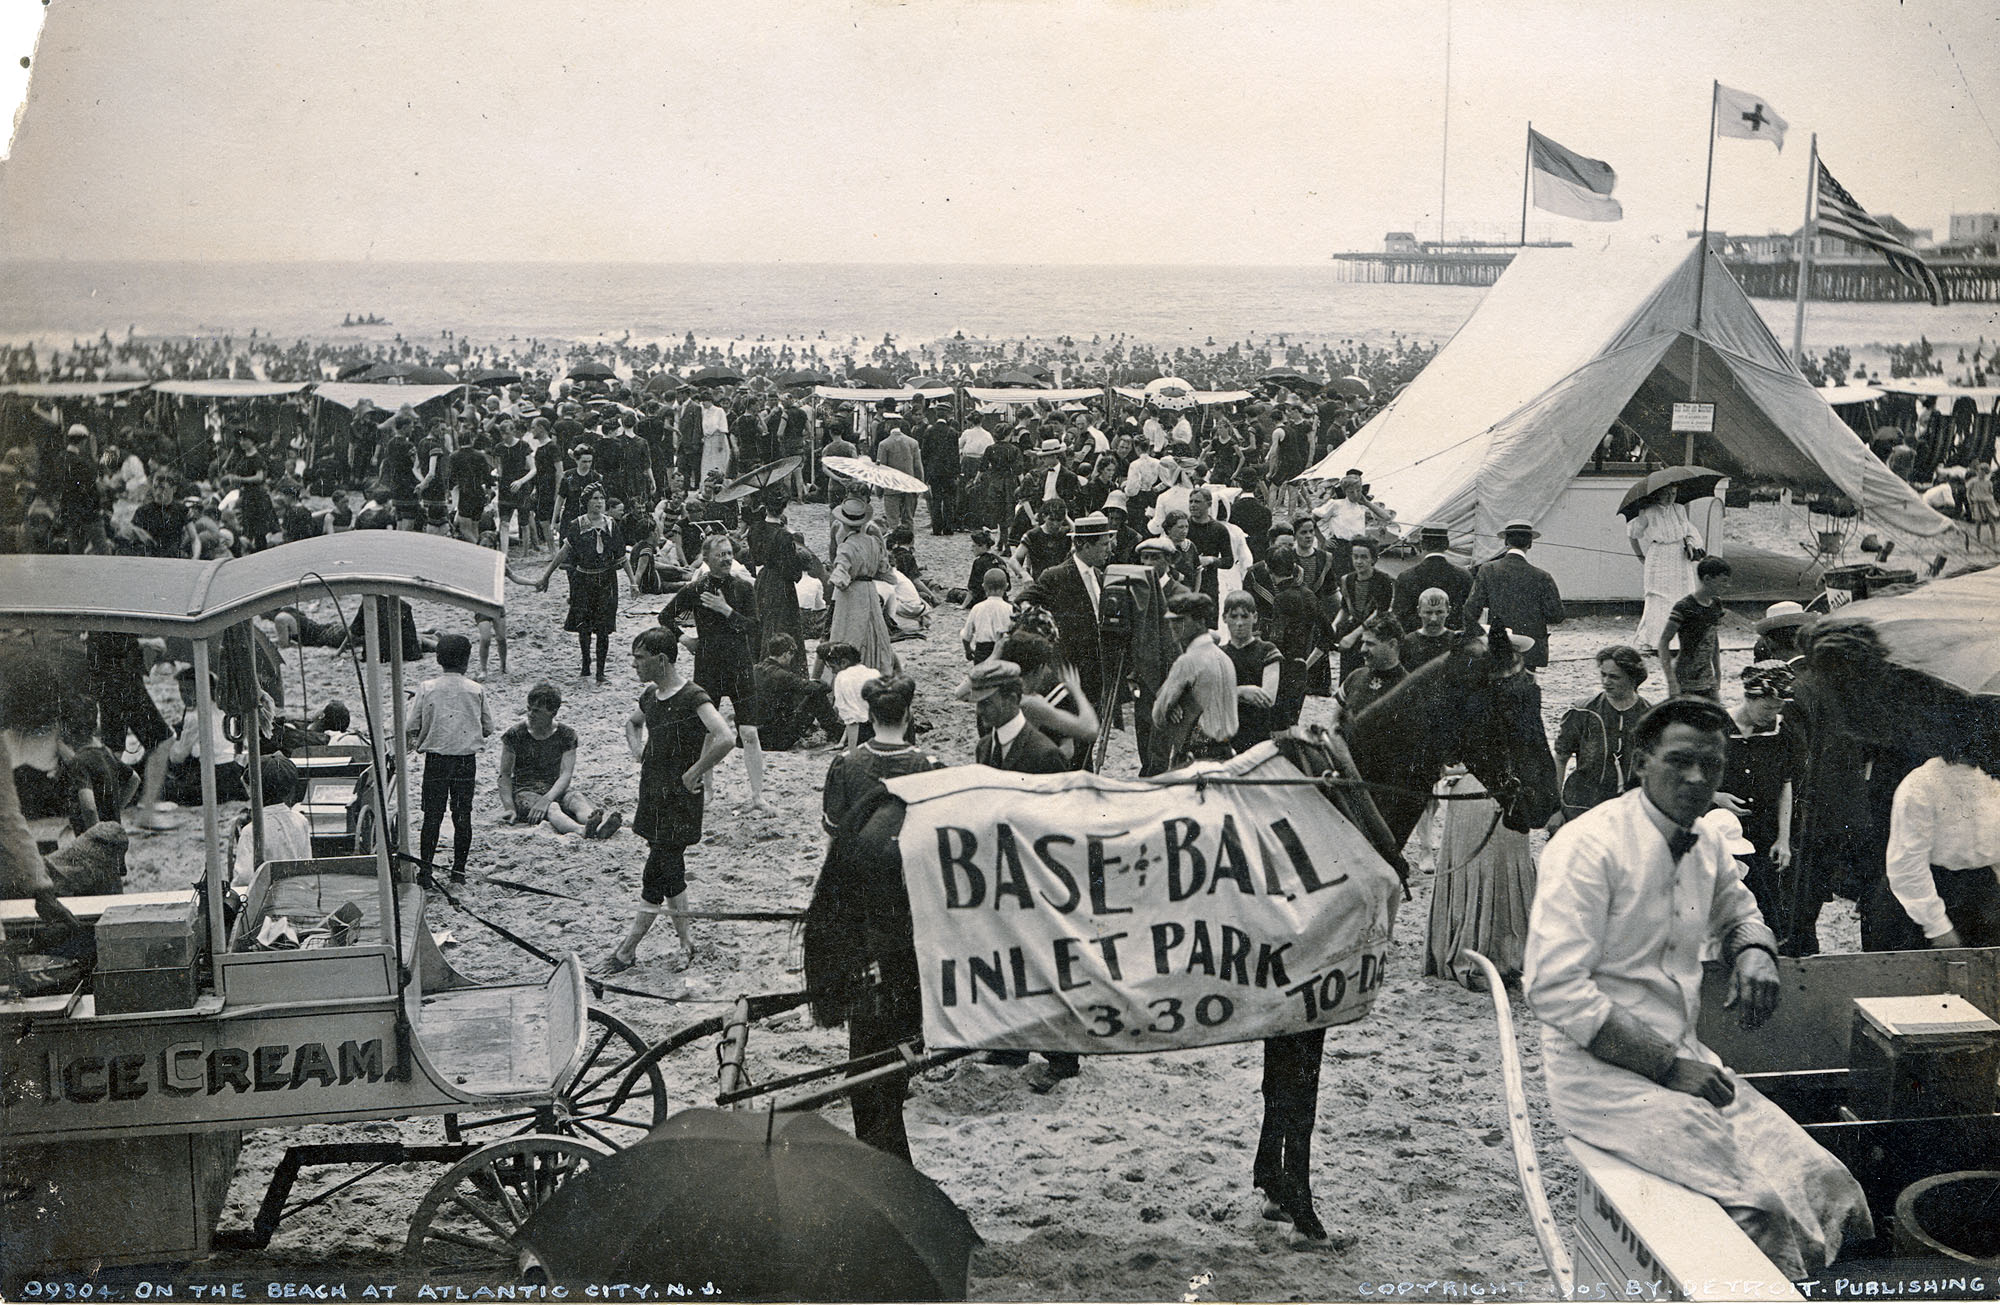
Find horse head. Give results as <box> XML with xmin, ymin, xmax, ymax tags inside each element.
<box><xmin>1348</xmin><ymin>639</ymin><xmax>1559</xmax><ymax>842</ymax></box>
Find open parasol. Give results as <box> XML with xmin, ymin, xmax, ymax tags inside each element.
<box><xmin>778</xmin><ymin>368</ymin><xmax>833</xmax><ymax>388</ymax></box>
<box><xmin>821</xmin><ymin>454</ymin><xmax>928</xmax><ymax>494</ymax></box>
<box><xmin>690</xmin><ymin>365</ymin><xmax>744</xmax><ymax>388</ymax></box>
<box><xmin>1144</xmin><ymin>376</ymin><xmax>1198</xmax><ymax>410</ymax></box>
<box><xmin>471</xmin><ymin>368</ymin><xmax>521</xmax><ymax>386</ymax></box>
<box><xmin>520</xmin><ymin>1108</ymin><xmax>980</xmax><ymax>1300</ymax></box>
<box><xmin>1616</xmin><ymin>465</ymin><xmax>1727</xmax><ymax>518</ymax></box>
<box><xmin>643</xmin><ymin>372</ymin><xmax>685</xmax><ymax>394</ymax></box>
<box><xmin>1328</xmin><ymin>375</ymin><xmax>1373</xmax><ymax>398</ymax></box>
<box><xmin>849</xmin><ymin>365</ymin><xmax>898</xmax><ymax>389</ymax></box>
<box><xmin>568</xmin><ymin>361</ymin><xmax>616</xmax><ymax>382</ymax></box>
<box><xmin>401</xmin><ymin>365</ymin><xmax>459</xmax><ymax>385</ymax></box>
<box><xmin>990</xmin><ymin>369</ymin><xmax>1046</xmax><ymax>389</ymax></box>
<box><xmin>1259</xmin><ymin>366</ymin><xmax>1321</xmax><ymax>393</ymax></box>
<box><xmin>714</xmin><ymin>456</ymin><xmax>803</xmax><ymax>503</ymax></box>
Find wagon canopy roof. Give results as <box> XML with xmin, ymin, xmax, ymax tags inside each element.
<box><xmin>0</xmin><ymin>533</ymin><xmax>504</xmax><ymax>637</ymax></box>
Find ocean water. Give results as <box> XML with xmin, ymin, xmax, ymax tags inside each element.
<box><xmin>1</xmin><ymin>260</ymin><xmax>1994</xmax><ymax>364</ymax></box>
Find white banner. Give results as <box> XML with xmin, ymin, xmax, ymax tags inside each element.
<box><xmin>886</xmin><ymin>743</ymin><xmax>1402</xmax><ymax>1055</ymax></box>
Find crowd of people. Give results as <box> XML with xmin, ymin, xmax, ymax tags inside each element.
<box><xmin>3</xmin><ymin>331</ymin><xmax>1996</xmax><ymax>1275</ymax></box>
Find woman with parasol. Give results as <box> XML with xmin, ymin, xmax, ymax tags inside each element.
<box><xmin>1625</xmin><ymin>476</ymin><xmax>1709</xmax><ymax>652</ymax></box>
<box><xmin>826</xmin><ymin>492</ymin><xmax>897</xmax><ymax>675</ymax></box>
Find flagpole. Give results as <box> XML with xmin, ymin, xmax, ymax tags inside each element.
<box><xmin>1688</xmin><ymin>79</ymin><xmax>1719</xmax><ymax>433</ymax></box>
<box><xmin>1520</xmin><ymin>122</ymin><xmax>1532</xmax><ymax>246</ymax></box>
<box><xmin>1438</xmin><ymin>0</ymin><xmax>1452</xmax><ymax>246</ymax></box>
<box><xmin>1790</xmin><ymin>132</ymin><xmax>1818</xmax><ymax>368</ymax></box>
<box><xmin>1693</xmin><ymin>79</ymin><xmax>1718</xmax><ymax>336</ymax></box>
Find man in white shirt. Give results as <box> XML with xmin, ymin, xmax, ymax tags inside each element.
<box><xmin>1526</xmin><ymin>697</ymin><xmax>1870</xmax><ymax>1280</ymax></box>
<box><xmin>1883</xmin><ymin>754</ymin><xmax>2000</xmax><ymax>948</ymax></box>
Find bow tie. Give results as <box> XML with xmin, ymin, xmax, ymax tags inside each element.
<box><xmin>1667</xmin><ymin>827</ymin><xmax>1699</xmax><ymax>862</ymax></box>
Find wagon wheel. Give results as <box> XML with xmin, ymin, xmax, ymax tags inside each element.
<box><xmin>442</xmin><ymin>1007</ymin><xmax>668</xmax><ymax>1151</ymax></box>
<box><xmin>404</xmin><ymin>1135</ymin><xmax>608</xmax><ymax>1278</ymax></box>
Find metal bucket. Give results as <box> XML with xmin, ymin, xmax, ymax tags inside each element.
<box><xmin>1893</xmin><ymin>1171</ymin><xmax>2000</xmax><ymax>1267</ymax></box>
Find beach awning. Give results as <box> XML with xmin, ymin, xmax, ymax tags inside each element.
<box><xmin>0</xmin><ymin>382</ymin><xmax>152</xmax><ymax>398</ymax></box>
<box><xmin>1874</xmin><ymin>379</ymin><xmax>2000</xmax><ymax>405</ymax></box>
<box><xmin>0</xmin><ymin>533</ymin><xmax>504</xmax><ymax>639</ymax></box>
<box><xmin>153</xmin><ymin>379</ymin><xmax>312</xmax><ymax>397</ymax></box>
<box><xmin>1817</xmin><ymin>564</ymin><xmax>2000</xmax><ymax>697</ymax></box>
<box><xmin>1111</xmin><ymin>387</ymin><xmax>1254</xmax><ymax>405</ymax></box>
<box><xmin>812</xmin><ymin>386</ymin><xmax>955</xmax><ymax>402</ymax></box>
<box><xmin>312</xmin><ymin>381</ymin><xmax>467</xmax><ymax>409</ymax></box>
<box><xmin>962</xmin><ymin>386</ymin><xmax>1107</xmax><ymax>404</ymax></box>
<box><xmin>1816</xmin><ymin>384</ymin><xmax>1883</xmax><ymax>406</ymax></box>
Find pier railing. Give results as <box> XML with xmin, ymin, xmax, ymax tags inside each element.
<box><xmin>1330</xmin><ymin>251</ymin><xmax>2000</xmax><ymax>301</ymax></box>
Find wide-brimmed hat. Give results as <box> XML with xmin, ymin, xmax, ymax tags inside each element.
<box><xmin>1755</xmin><ymin>601</ymin><xmax>1811</xmax><ymax>634</ymax></box>
<box><xmin>833</xmin><ymin>495</ymin><xmax>874</xmax><ymax>526</ymax></box>
<box><xmin>1487</xmin><ymin>623</ymin><xmax>1536</xmax><ymax>654</ymax></box>
<box><xmin>955</xmin><ymin>659</ymin><xmax>1023</xmax><ymax>703</ymax></box>
<box><xmin>1070</xmin><ymin>512</ymin><xmax>1112</xmax><ymax>538</ymax></box>
<box><xmin>1102</xmin><ymin>490</ymin><xmax>1131</xmax><ymax>514</ymax></box>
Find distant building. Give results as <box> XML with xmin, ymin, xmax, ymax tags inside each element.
<box><xmin>1383</xmin><ymin>231</ymin><xmax>1419</xmax><ymax>254</ymax></box>
<box><xmin>1947</xmin><ymin>212</ymin><xmax>1999</xmax><ymax>254</ymax></box>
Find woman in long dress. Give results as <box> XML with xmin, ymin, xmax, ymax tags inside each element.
<box><xmin>1628</xmin><ymin>488</ymin><xmax>1704</xmax><ymax>652</ymax></box>
<box><xmin>745</xmin><ymin>487</ymin><xmax>810</xmax><ymax>656</ymax></box>
<box><xmin>699</xmin><ymin>397</ymin><xmax>733</xmax><ymax>483</ymax></box>
<box><xmin>826</xmin><ymin>494</ymin><xmax>897</xmax><ymax>674</ymax></box>
<box><xmin>535</xmin><ymin>486</ymin><xmax>625</xmax><ymax>683</ymax></box>
<box><xmin>1425</xmin><ymin>629</ymin><xmax>1546</xmax><ymax>990</ymax></box>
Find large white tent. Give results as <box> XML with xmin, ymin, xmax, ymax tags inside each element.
<box><xmin>1302</xmin><ymin>238</ymin><xmax>1947</xmax><ymax>586</ymax></box>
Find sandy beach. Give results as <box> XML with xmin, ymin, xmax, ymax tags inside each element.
<box><xmin>89</xmin><ymin>498</ymin><xmax>1891</xmax><ymax>1301</ymax></box>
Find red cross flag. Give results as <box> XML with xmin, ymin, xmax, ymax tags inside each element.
<box><xmin>1715</xmin><ymin>85</ymin><xmax>1788</xmax><ymax>150</ymax></box>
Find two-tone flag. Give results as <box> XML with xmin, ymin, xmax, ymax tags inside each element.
<box><xmin>1715</xmin><ymin>86</ymin><xmax>1787</xmax><ymax>150</ymax></box>
<box><xmin>1814</xmin><ymin>161</ymin><xmax>1947</xmax><ymax>306</ymax></box>
<box><xmin>1528</xmin><ymin>129</ymin><xmax>1622</xmax><ymax>222</ymax></box>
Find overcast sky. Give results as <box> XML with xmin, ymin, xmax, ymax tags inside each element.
<box><xmin>2</xmin><ymin>0</ymin><xmax>1996</xmax><ymax>264</ymax></box>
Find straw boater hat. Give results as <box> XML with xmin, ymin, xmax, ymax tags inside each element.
<box><xmin>1499</xmin><ymin>518</ymin><xmax>1541</xmax><ymax>541</ymax></box>
<box><xmin>1069</xmin><ymin>512</ymin><xmax>1112</xmax><ymax>538</ymax></box>
<box><xmin>1755</xmin><ymin>601</ymin><xmax>1811</xmax><ymax>635</ymax></box>
<box><xmin>1036</xmin><ymin>439</ymin><xmax>1065</xmax><ymax>457</ymax></box>
<box><xmin>955</xmin><ymin>659</ymin><xmax>1023</xmax><ymax>703</ymax></box>
<box><xmin>834</xmin><ymin>494</ymin><xmax>874</xmax><ymax>526</ymax></box>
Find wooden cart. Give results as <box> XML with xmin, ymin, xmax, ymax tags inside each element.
<box><xmin>0</xmin><ymin>536</ymin><xmax>669</xmax><ymax>1280</ymax></box>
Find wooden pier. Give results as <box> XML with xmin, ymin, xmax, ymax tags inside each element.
<box><xmin>1331</xmin><ymin>250</ymin><xmax>2000</xmax><ymax>301</ymax></box>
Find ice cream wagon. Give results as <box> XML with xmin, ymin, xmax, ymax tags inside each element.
<box><xmin>0</xmin><ymin>535</ymin><xmax>668</xmax><ymax>1278</ymax></box>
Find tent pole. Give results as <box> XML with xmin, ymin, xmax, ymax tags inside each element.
<box><xmin>1438</xmin><ymin>0</ymin><xmax>1452</xmax><ymax>245</ymax></box>
<box><xmin>1791</xmin><ymin>134</ymin><xmax>1819</xmax><ymax>368</ymax></box>
<box><xmin>1693</xmin><ymin>79</ymin><xmax>1719</xmax><ymax>339</ymax></box>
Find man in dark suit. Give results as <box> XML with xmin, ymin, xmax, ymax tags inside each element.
<box><xmin>1463</xmin><ymin>518</ymin><xmax>1566</xmax><ymax>669</ymax></box>
<box><xmin>918</xmin><ymin>418</ymin><xmax>960</xmax><ymax>536</ymax></box>
<box><xmin>1391</xmin><ymin>523</ymin><xmax>1474</xmax><ymax>632</ymax></box>
<box><xmin>1016</xmin><ymin>512</ymin><xmax>1114</xmax><ymax>717</ymax></box>
<box><xmin>960</xmin><ymin>658</ymin><xmax>1077</xmax><ymax>1089</ymax></box>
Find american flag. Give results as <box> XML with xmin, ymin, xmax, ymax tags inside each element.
<box><xmin>1814</xmin><ymin>161</ymin><xmax>1947</xmax><ymax>306</ymax></box>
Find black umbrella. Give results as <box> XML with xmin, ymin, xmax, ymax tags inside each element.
<box><xmin>991</xmin><ymin>369</ymin><xmax>1045</xmax><ymax>388</ymax></box>
<box><xmin>849</xmin><ymin>365</ymin><xmax>898</xmax><ymax>389</ymax></box>
<box><xmin>1116</xmin><ymin>366</ymin><xmax>1163</xmax><ymax>385</ymax></box>
<box><xmin>1260</xmin><ymin>366</ymin><xmax>1322</xmax><ymax>393</ymax></box>
<box><xmin>1019</xmin><ymin>361</ymin><xmax>1054</xmax><ymax>380</ymax></box>
<box><xmin>1617</xmin><ymin>465</ymin><xmax>1728</xmax><ymax>518</ymax></box>
<box><xmin>521</xmin><ymin>1109</ymin><xmax>979</xmax><ymax>1301</ymax></box>
<box><xmin>643</xmin><ymin>372</ymin><xmax>686</xmax><ymax>395</ymax></box>
<box><xmin>568</xmin><ymin>361</ymin><xmax>617</xmax><ymax>382</ymax></box>
<box><xmin>690</xmin><ymin>365</ymin><xmax>744</xmax><ymax>388</ymax></box>
<box><xmin>471</xmin><ymin>368</ymin><xmax>521</xmax><ymax>386</ymax></box>
<box><xmin>714</xmin><ymin>456</ymin><xmax>803</xmax><ymax>503</ymax></box>
<box><xmin>1328</xmin><ymin>374</ymin><xmax>1373</xmax><ymax>398</ymax></box>
<box><xmin>335</xmin><ymin>361</ymin><xmax>379</xmax><ymax>381</ymax></box>
<box><xmin>901</xmin><ymin>375</ymin><xmax>950</xmax><ymax>391</ymax></box>
<box><xmin>348</xmin><ymin>361</ymin><xmax>408</xmax><ymax>382</ymax></box>
<box><xmin>778</xmin><ymin>368</ymin><xmax>833</xmax><ymax>388</ymax></box>
<box><xmin>401</xmin><ymin>365</ymin><xmax>459</xmax><ymax>385</ymax></box>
